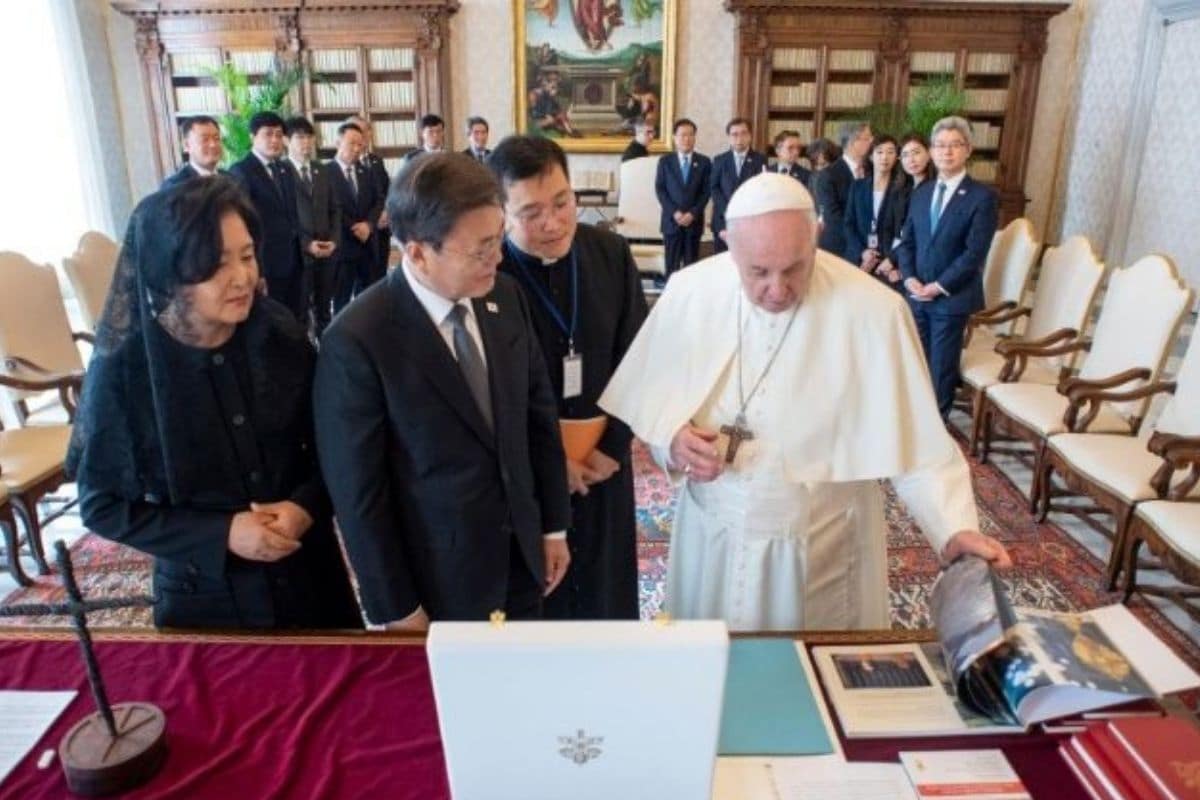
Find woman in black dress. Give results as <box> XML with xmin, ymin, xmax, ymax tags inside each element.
<box><xmin>843</xmin><ymin>134</ymin><xmax>906</xmax><ymax>289</ymax></box>
<box><xmin>67</xmin><ymin>177</ymin><xmax>361</xmax><ymax>630</ymax></box>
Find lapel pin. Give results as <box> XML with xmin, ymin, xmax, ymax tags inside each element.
<box><xmin>486</xmin><ymin>301</ymin><xmax>499</xmax><ymax>313</ymax></box>
<box><xmin>958</xmin><ymin>189</ymin><xmax>967</xmax><ymax>195</ymax></box>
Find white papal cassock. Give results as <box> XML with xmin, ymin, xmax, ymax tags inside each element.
<box><xmin>599</xmin><ymin>251</ymin><xmax>979</xmax><ymax>631</ymax></box>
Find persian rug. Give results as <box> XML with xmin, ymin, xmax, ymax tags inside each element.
<box><xmin>6</xmin><ymin>440</ymin><xmax>1199</xmax><ymax>707</ymax></box>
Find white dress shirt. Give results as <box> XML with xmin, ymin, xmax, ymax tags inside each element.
<box><xmin>930</xmin><ymin>169</ymin><xmax>967</xmax><ymax>220</ymax></box>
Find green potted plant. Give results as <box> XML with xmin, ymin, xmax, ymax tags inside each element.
<box><xmin>841</xmin><ymin>74</ymin><xmax>967</xmax><ymax>139</ymax></box>
<box><xmin>208</xmin><ymin>59</ymin><xmax>309</xmax><ymax>166</ymax></box>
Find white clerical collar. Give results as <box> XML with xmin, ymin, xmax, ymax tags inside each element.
<box><xmin>401</xmin><ymin>257</ymin><xmax>475</xmax><ymax>329</ymax></box>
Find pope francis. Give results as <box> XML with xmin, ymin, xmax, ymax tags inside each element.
<box><xmin>599</xmin><ymin>173</ymin><xmax>1010</xmax><ymax>631</ymax></box>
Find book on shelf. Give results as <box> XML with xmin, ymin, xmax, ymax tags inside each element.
<box><xmin>367</xmin><ymin>47</ymin><xmax>414</xmax><ymax>71</ymax></box>
<box><xmin>964</xmin><ymin>89</ymin><xmax>1009</xmax><ymax>113</ymax></box>
<box><xmin>228</xmin><ymin>50</ymin><xmax>274</xmax><ymax>74</ymax></box>
<box><xmin>314</xmin><ymin>82</ymin><xmax>361</xmax><ymax>110</ymax></box>
<box><xmin>813</xmin><ymin>556</ymin><xmax>1199</xmax><ymax>738</ymax></box>
<box><xmin>1061</xmin><ymin>717</ymin><xmax>1200</xmax><ymax>800</ymax></box>
<box><xmin>771</xmin><ymin>47</ymin><xmax>819</xmax><ymax>71</ymax></box>
<box><xmin>967</xmin><ymin>52</ymin><xmax>1014</xmax><ymax>75</ymax></box>
<box><xmin>171</xmin><ymin>50</ymin><xmax>222</xmax><ymax>77</ymax></box>
<box><xmin>910</xmin><ymin>51</ymin><xmax>957</xmax><ymax>73</ymax></box>
<box><xmin>368</xmin><ymin>81</ymin><xmax>415</xmax><ymax>109</ymax></box>
<box><xmin>175</xmin><ymin>85</ymin><xmax>224</xmax><ymax>113</ymax></box>
<box><xmin>827</xmin><ymin>49</ymin><xmax>876</xmax><ymax>71</ymax></box>
<box><xmin>310</xmin><ymin>48</ymin><xmax>358</xmax><ymax>73</ymax></box>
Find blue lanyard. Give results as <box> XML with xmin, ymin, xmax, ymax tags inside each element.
<box><xmin>505</xmin><ymin>239</ymin><xmax>579</xmax><ymax>354</ymax></box>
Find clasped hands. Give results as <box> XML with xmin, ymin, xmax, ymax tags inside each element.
<box><xmin>566</xmin><ymin>449</ymin><xmax>620</xmax><ymax>496</ymax></box>
<box><xmin>905</xmin><ymin>277</ymin><xmax>942</xmax><ymax>302</ymax></box>
<box><xmin>228</xmin><ymin>500</ymin><xmax>313</xmax><ymax>563</ymax></box>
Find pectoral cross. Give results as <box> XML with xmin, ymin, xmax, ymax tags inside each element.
<box><xmin>720</xmin><ymin>415</ymin><xmax>754</xmax><ymax>464</ymax></box>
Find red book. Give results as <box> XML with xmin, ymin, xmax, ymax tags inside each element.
<box><xmin>1061</xmin><ymin>743</ymin><xmax>1114</xmax><ymax>800</ymax></box>
<box><xmin>1107</xmin><ymin>717</ymin><xmax>1200</xmax><ymax>800</ymax></box>
<box><xmin>1082</xmin><ymin>726</ymin><xmax>1166</xmax><ymax>799</ymax></box>
<box><xmin>1070</xmin><ymin>733</ymin><xmax>1141</xmax><ymax>800</ymax></box>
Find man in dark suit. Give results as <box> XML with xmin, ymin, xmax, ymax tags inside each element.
<box><xmin>815</xmin><ymin>121</ymin><xmax>872</xmax><ymax>256</ymax></box>
<box><xmin>283</xmin><ymin>116</ymin><xmax>339</xmax><ymax>336</ymax></box>
<box><xmin>709</xmin><ymin>117</ymin><xmax>766</xmax><ymax>253</ymax></box>
<box><xmin>893</xmin><ymin>116</ymin><xmax>998</xmax><ymax>419</ymax></box>
<box><xmin>346</xmin><ymin>115</ymin><xmax>394</xmax><ymax>283</ymax></box>
<box><xmin>620</xmin><ymin>118</ymin><xmax>653</xmax><ymax>162</ymax></box>
<box><xmin>326</xmin><ymin>122</ymin><xmax>383</xmax><ymax>313</ymax></box>
<box><xmin>314</xmin><ymin>153</ymin><xmax>571</xmax><ymax>629</ymax></box>
<box><xmin>227</xmin><ymin>111</ymin><xmax>306</xmax><ymax>320</ymax></box>
<box><xmin>770</xmin><ymin>129</ymin><xmax>812</xmax><ymax>186</ymax></box>
<box><xmin>402</xmin><ymin>113</ymin><xmax>446</xmax><ymax>165</ymax></box>
<box><xmin>461</xmin><ymin>116</ymin><xmax>491</xmax><ymax>162</ymax></box>
<box><xmin>161</xmin><ymin>115</ymin><xmax>223</xmax><ymax>189</ymax></box>
<box><xmin>655</xmin><ymin>118</ymin><xmax>711</xmax><ymax>276</ymax></box>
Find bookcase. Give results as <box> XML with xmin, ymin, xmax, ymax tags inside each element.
<box><xmin>726</xmin><ymin>0</ymin><xmax>1068</xmax><ymax>224</ymax></box>
<box><xmin>113</xmin><ymin>1</ymin><xmax>458</xmax><ymax>182</ymax></box>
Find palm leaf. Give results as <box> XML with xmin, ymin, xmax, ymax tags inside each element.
<box><xmin>207</xmin><ymin>58</ymin><xmax>309</xmax><ymax>167</ymax></box>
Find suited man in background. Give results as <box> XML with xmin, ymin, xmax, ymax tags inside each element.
<box><xmin>655</xmin><ymin>118</ymin><xmax>711</xmax><ymax>277</ymax></box>
<box><xmin>894</xmin><ymin>116</ymin><xmax>998</xmax><ymax>419</ymax></box>
<box><xmin>314</xmin><ymin>153</ymin><xmax>571</xmax><ymax>629</ymax></box>
<box><xmin>770</xmin><ymin>129</ymin><xmax>812</xmax><ymax>186</ymax></box>
<box><xmin>228</xmin><ymin>111</ymin><xmax>306</xmax><ymax>320</ymax></box>
<box><xmin>709</xmin><ymin>117</ymin><xmax>766</xmax><ymax>253</ymax></box>
<box><xmin>620</xmin><ymin>118</ymin><xmax>653</xmax><ymax>162</ymax></box>
<box><xmin>161</xmin><ymin>115</ymin><xmax>223</xmax><ymax>189</ymax></box>
<box><xmin>815</xmin><ymin>121</ymin><xmax>872</xmax><ymax>256</ymax></box>
<box><xmin>462</xmin><ymin>116</ymin><xmax>491</xmax><ymax>162</ymax></box>
<box><xmin>347</xmin><ymin>115</ymin><xmax>393</xmax><ymax>283</ymax></box>
<box><xmin>327</xmin><ymin>122</ymin><xmax>383</xmax><ymax>313</ymax></box>
<box><xmin>283</xmin><ymin>116</ymin><xmax>339</xmax><ymax>336</ymax></box>
<box><xmin>402</xmin><ymin>114</ymin><xmax>447</xmax><ymax>165</ymax></box>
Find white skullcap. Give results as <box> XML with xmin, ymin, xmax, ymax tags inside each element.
<box><xmin>725</xmin><ymin>172</ymin><xmax>815</xmax><ymax>222</ymax></box>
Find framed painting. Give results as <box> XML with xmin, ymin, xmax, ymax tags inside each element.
<box><xmin>514</xmin><ymin>0</ymin><xmax>677</xmax><ymax>153</ymax></box>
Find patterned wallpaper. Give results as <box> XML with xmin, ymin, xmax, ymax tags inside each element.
<box><xmin>1055</xmin><ymin>0</ymin><xmax>1147</xmax><ymax>253</ymax></box>
<box><xmin>1124</xmin><ymin>16</ymin><xmax>1200</xmax><ymax>288</ymax></box>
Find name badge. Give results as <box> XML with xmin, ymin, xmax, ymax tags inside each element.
<box><xmin>563</xmin><ymin>353</ymin><xmax>583</xmax><ymax>399</ymax></box>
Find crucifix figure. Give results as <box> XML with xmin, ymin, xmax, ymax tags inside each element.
<box><xmin>720</xmin><ymin>415</ymin><xmax>755</xmax><ymax>464</ymax></box>
<box><xmin>1</xmin><ymin>539</ymin><xmax>165</xmax><ymax>796</ymax></box>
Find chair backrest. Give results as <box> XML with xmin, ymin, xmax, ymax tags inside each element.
<box><xmin>62</xmin><ymin>231</ymin><xmax>120</xmax><ymax>332</ymax></box>
<box><xmin>616</xmin><ymin>155</ymin><xmax>663</xmax><ymax>241</ymax></box>
<box><xmin>1024</xmin><ymin>235</ymin><xmax>1105</xmax><ymax>371</ymax></box>
<box><xmin>1154</xmin><ymin>331</ymin><xmax>1200</xmax><ymax>436</ymax></box>
<box><xmin>981</xmin><ymin>218</ymin><xmax>1040</xmax><ymax>327</ymax></box>
<box><xmin>0</xmin><ymin>252</ymin><xmax>83</xmax><ymax>404</ymax></box>
<box><xmin>1079</xmin><ymin>254</ymin><xmax>1193</xmax><ymax>421</ymax></box>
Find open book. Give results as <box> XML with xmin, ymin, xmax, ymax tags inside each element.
<box><xmin>813</xmin><ymin>557</ymin><xmax>1198</xmax><ymax>738</ymax></box>
<box><xmin>930</xmin><ymin>556</ymin><xmax>1172</xmax><ymax>727</ymax></box>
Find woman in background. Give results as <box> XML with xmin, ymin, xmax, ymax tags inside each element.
<box><xmin>844</xmin><ymin>134</ymin><xmax>905</xmax><ymax>289</ymax></box>
<box><xmin>67</xmin><ymin>176</ymin><xmax>361</xmax><ymax>630</ymax></box>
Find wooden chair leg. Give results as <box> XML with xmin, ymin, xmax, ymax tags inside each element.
<box><xmin>1122</xmin><ymin>530</ymin><xmax>1144</xmax><ymax>604</ymax></box>
<box><xmin>979</xmin><ymin>403</ymin><xmax>994</xmax><ymax>464</ymax></box>
<box><xmin>1106</xmin><ymin>509</ymin><xmax>1133</xmax><ymax>591</ymax></box>
<box><xmin>10</xmin><ymin>496</ymin><xmax>50</xmax><ymax>576</ymax></box>
<box><xmin>1028</xmin><ymin>441</ymin><xmax>1047</xmax><ymax>513</ymax></box>
<box><xmin>0</xmin><ymin>515</ymin><xmax>33</xmax><ymax>587</ymax></box>
<box><xmin>969</xmin><ymin>391</ymin><xmax>986</xmax><ymax>456</ymax></box>
<box><xmin>1035</xmin><ymin>458</ymin><xmax>1054</xmax><ymax>523</ymax></box>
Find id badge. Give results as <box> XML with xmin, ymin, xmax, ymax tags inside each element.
<box><xmin>563</xmin><ymin>353</ymin><xmax>583</xmax><ymax>399</ymax></box>
<box><xmin>867</xmin><ymin>232</ymin><xmax>879</xmax><ymax>250</ymax></box>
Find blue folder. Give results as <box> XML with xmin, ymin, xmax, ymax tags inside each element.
<box><xmin>718</xmin><ymin>639</ymin><xmax>834</xmax><ymax>755</ymax></box>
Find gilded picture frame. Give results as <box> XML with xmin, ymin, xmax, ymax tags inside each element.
<box><xmin>514</xmin><ymin>0</ymin><xmax>677</xmax><ymax>153</ymax></box>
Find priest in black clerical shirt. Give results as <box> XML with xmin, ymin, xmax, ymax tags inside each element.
<box><xmin>488</xmin><ymin>136</ymin><xmax>648</xmax><ymax>620</ymax></box>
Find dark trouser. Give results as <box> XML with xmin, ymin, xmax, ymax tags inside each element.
<box><xmin>664</xmin><ymin>228</ymin><xmax>701</xmax><ymax>276</ymax></box>
<box><xmin>504</xmin><ymin>536</ymin><xmax>543</xmax><ymax>620</ymax></box>
<box><xmin>374</xmin><ymin>226</ymin><xmax>392</xmax><ymax>282</ymax></box>
<box><xmin>712</xmin><ymin>231</ymin><xmax>727</xmax><ymax>254</ymax></box>
<box><xmin>333</xmin><ymin>252</ymin><xmax>377</xmax><ymax>314</ymax></box>
<box><xmin>910</xmin><ymin>303</ymin><xmax>969</xmax><ymax>419</ymax></box>
<box><xmin>311</xmin><ymin>257</ymin><xmax>338</xmax><ymax>336</ymax></box>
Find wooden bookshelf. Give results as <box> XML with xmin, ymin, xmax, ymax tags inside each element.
<box><xmin>113</xmin><ymin>0</ymin><xmax>458</xmax><ymax>181</ymax></box>
<box><xmin>726</xmin><ymin>0</ymin><xmax>1068</xmax><ymax>224</ymax></box>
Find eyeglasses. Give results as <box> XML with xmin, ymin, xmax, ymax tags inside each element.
<box><xmin>931</xmin><ymin>141</ymin><xmax>969</xmax><ymax>151</ymax></box>
<box><xmin>439</xmin><ymin>239</ymin><xmax>502</xmax><ymax>265</ymax></box>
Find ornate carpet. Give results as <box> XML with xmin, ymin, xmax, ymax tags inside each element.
<box><xmin>6</xmin><ymin>442</ymin><xmax>1200</xmax><ymax>700</ymax></box>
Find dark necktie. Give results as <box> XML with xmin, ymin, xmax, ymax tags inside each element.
<box><xmin>345</xmin><ymin>165</ymin><xmax>358</xmax><ymax>199</ymax></box>
<box><xmin>448</xmin><ymin>304</ymin><xmax>492</xmax><ymax>431</ymax></box>
<box><xmin>300</xmin><ymin>163</ymin><xmax>311</xmax><ymax>187</ymax></box>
